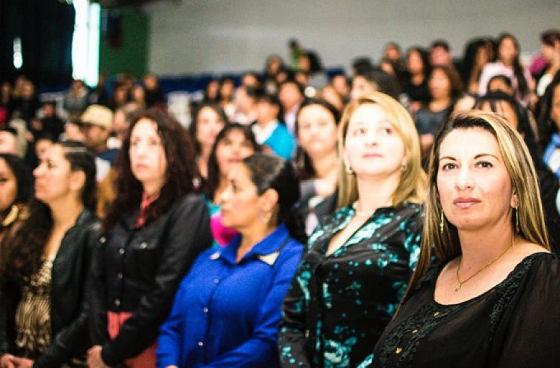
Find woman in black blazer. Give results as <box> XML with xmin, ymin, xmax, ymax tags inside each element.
<box><xmin>87</xmin><ymin>108</ymin><xmax>212</xmax><ymax>368</ymax></box>
<box><xmin>0</xmin><ymin>141</ymin><xmax>100</xmax><ymax>368</ymax></box>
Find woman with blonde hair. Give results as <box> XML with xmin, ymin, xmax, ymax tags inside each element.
<box><xmin>279</xmin><ymin>91</ymin><xmax>426</xmax><ymax>367</ymax></box>
<box><xmin>365</xmin><ymin>111</ymin><xmax>560</xmax><ymax>367</ymax></box>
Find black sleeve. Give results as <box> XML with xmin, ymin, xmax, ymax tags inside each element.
<box><xmin>88</xmin><ymin>228</ymin><xmax>110</xmax><ymax>347</ymax></box>
<box><xmin>101</xmin><ymin>195</ymin><xmax>212</xmax><ymax>365</ymax></box>
<box><xmin>278</xmin><ymin>264</ymin><xmax>312</xmax><ymax>368</ymax></box>
<box><xmin>35</xmin><ymin>222</ymin><xmax>101</xmax><ymax>368</ymax></box>
<box><xmin>0</xmin><ymin>280</ymin><xmax>19</xmax><ymax>356</ymax></box>
<box><xmin>490</xmin><ymin>254</ymin><xmax>560</xmax><ymax>368</ymax></box>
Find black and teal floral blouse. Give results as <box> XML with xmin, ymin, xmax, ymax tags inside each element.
<box><xmin>364</xmin><ymin>252</ymin><xmax>560</xmax><ymax>368</ymax></box>
<box><xmin>278</xmin><ymin>202</ymin><xmax>423</xmax><ymax>367</ymax></box>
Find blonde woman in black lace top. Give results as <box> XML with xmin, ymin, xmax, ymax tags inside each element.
<box><xmin>364</xmin><ymin>112</ymin><xmax>560</xmax><ymax>368</ymax></box>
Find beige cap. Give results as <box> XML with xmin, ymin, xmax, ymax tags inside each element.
<box><xmin>81</xmin><ymin>105</ymin><xmax>113</xmax><ymax>130</ymax></box>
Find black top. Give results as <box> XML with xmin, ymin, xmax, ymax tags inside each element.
<box><xmin>279</xmin><ymin>203</ymin><xmax>423</xmax><ymax>367</ymax></box>
<box><xmin>0</xmin><ymin>210</ymin><xmax>100</xmax><ymax>368</ymax></box>
<box><xmin>403</xmin><ymin>77</ymin><xmax>430</xmax><ymax>105</ymax></box>
<box><xmin>89</xmin><ymin>194</ymin><xmax>212</xmax><ymax>366</ymax></box>
<box><xmin>367</xmin><ymin>252</ymin><xmax>560</xmax><ymax>368</ymax></box>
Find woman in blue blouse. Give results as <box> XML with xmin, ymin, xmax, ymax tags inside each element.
<box><xmin>279</xmin><ymin>92</ymin><xmax>427</xmax><ymax>367</ymax></box>
<box><xmin>158</xmin><ymin>153</ymin><xmax>305</xmax><ymax>368</ymax></box>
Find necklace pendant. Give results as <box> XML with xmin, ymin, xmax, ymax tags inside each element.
<box><xmin>454</xmin><ymin>284</ymin><xmax>461</xmax><ymax>292</ymax></box>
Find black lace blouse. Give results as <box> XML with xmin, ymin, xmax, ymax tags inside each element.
<box><xmin>364</xmin><ymin>252</ymin><xmax>560</xmax><ymax>368</ymax></box>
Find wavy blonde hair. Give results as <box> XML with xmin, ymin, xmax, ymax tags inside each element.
<box><xmin>406</xmin><ymin>111</ymin><xmax>550</xmax><ymax>300</ymax></box>
<box><xmin>336</xmin><ymin>92</ymin><xmax>426</xmax><ymax>208</ymax></box>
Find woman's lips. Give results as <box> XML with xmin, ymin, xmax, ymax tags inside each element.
<box><xmin>363</xmin><ymin>153</ymin><xmax>383</xmax><ymax>158</ymax></box>
<box><xmin>453</xmin><ymin>197</ymin><xmax>481</xmax><ymax>209</ymax></box>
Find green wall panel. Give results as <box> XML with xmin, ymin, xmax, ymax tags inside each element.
<box><xmin>99</xmin><ymin>8</ymin><xmax>148</xmax><ymax>78</ymax></box>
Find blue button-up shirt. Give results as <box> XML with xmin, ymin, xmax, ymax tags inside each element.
<box><xmin>157</xmin><ymin>224</ymin><xmax>303</xmax><ymax>368</ymax></box>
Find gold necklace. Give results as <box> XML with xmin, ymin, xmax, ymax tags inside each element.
<box><xmin>454</xmin><ymin>236</ymin><xmax>515</xmax><ymax>292</ymax></box>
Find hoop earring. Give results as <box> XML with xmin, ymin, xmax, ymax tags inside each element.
<box><xmin>439</xmin><ymin>211</ymin><xmax>445</xmax><ymax>234</ymax></box>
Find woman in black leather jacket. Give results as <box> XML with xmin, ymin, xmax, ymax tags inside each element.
<box><xmin>87</xmin><ymin>108</ymin><xmax>212</xmax><ymax>368</ymax></box>
<box><xmin>0</xmin><ymin>141</ymin><xmax>100</xmax><ymax>368</ymax></box>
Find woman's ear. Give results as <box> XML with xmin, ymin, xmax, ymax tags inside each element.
<box><xmin>259</xmin><ymin>188</ymin><xmax>279</xmax><ymax>213</ymax></box>
<box><xmin>510</xmin><ymin>191</ymin><xmax>519</xmax><ymax>209</ymax></box>
<box><xmin>69</xmin><ymin>170</ymin><xmax>86</xmax><ymax>194</ymax></box>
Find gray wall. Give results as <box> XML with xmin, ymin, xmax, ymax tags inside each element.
<box><xmin>144</xmin><ymin>0</ymin><xmax>560</xmax><ymax>75</ymax></box>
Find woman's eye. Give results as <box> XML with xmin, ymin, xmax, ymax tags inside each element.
<box><xmin>381</xmin><ymin>127</ymin><xmax>393</xmax><ymax>135</ymax></box>
<box><xmin>441</xmin><ymin>162</ymin><xmax>456</xmax><ymax>171</ymax></box>
<box><xmin>353</xmin><ymin>127</ymin><xmax>366</xmax><ymax>136</ymax></box>
<box><xmin>476</xmin><ymin>161</ymin><xmax>493</xmax><ymax>168</ymax></box>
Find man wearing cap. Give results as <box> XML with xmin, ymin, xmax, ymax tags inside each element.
<box><xmin>80</xmin><ymin>105</ymin><xmax>119</xmax><ymax>182</ymax></box>
<box><xmin>81</xmin><ymin>105</ymin><xmax>118</xmax><ymax>162</ymax></box>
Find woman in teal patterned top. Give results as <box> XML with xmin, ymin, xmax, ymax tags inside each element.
<box><xmin>279</xmin><ymin>92</ymin><xmax>427</xmax><ymax>367</ymax></box>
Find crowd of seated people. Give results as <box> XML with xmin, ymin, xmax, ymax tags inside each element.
<box><xmin>0</xmin><ymin>29</ymin><xmax>559</xmax><ymax>368</ymax></box>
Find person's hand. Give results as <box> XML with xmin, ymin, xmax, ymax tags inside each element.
<box><xmin>10</xmin><ymin>357</ymin><xmax>33</xmax><ymax>368</ymax></box>
<box><xmin>0</xmin><ymin>354</ymin><xmax>17</xmax><ymax>368</ymax></box>
<box><xmin>87</xmin><ymin>346</ymin><xmax>109</xmax><ymax>368</ymax></box>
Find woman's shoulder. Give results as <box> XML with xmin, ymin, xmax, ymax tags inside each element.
<box><xmin>512</xmin><ymin>246</ymin><xmax>559</xmax><ymax>277</ymax></box>
<box><xmin>170</xmin><ymin>192</ymin><xmax>209</xmax><ymax>215</ymax></box>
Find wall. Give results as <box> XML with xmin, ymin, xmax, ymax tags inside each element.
<box><xmin>144</xmin><ymin>0</ymin><xmax>560</xmax><ymax>76</ymax></box>
<box><xmin>100</xmin><ymin>8</ymin><xmax>149</xmax><ymax>78</ymax></box>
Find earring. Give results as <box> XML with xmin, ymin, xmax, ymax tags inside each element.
<box><xmin>439</xmin><ymin>211</ymin><xmax>445</xmax><ymax>234</ymax></box>
<box><xmin>401</xmin><ymin>163</ymin><xmax>407</xmax><ymax>172</ymax></box>
<box><xmin>345</xmin><ymin>165</ymin><xmax>354</xmax><ymax>175</ymax></box>
<box><xmin>514</xmin><ymin>207</ymin><xmax>520</xmax><ymax>234</ymax></box>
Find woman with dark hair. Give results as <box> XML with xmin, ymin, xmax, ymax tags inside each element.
<box><xmin>540</xmin><ymin>73</ymin><xmax>560</xmax><ymax>177</ymax></box>
<box><xmin>0</xmin><ymin>154</ymin><xmax>33</xmax><ymax>245</ymax></box>
<box><xmin>402</xmin><ymin>47</ymin><xmax>431</xmax><ymax>114</ymax></box>
<box><xmin>87</xmin><ymin>109</ymin><xmax>212</xmax><ymax>367</ymax></box>
<box><xmin>415</xmin><ymin>65</ymin><xmax>463</xmax><ymax>156</ymax></box>
<box><xmin>479</xmin><ymin>33</ymin><xmax>535</xmax><ymax>106</ymax></box>
<box><xmin>188</xmin><ymin>103</ymin><xmax>228</xmax><ymax>180</ymax></box>
<box><xmin>486</xmin><ymin>74</ymin><xmax>515</xmax><ymax>96</ymax></box>
<box><xmin>203</xmin><ymin>79</ymin><xmax>220</xmax><ymax>103</ymax></box>
<box><xmin>294</xmin><ymin>99</ymin><xmax>340</xmax><ymax>235</ymax></box>
<box><xmin>157</xmin><ymin>153</ymin><xmax>304</xmax><ymax>368</ymax></box>
<box><xmin>475</xmin><ymin>91</ymin><xmax>560</xmax><ymax>253</ymax></box>
<box><xmin>204</xmin><ymin>123</ymin><xmax>259</xmax><ymax>246</ymax></box>
<box><xmin>219</xmin><ymin>77</ymin><xmax>236</xmax><ymax>119</ymax></box>
<box><xmin>461</xmin><ymin>37</ymin><xmax>495</xmax><ymax>95</ymax></box>
<box><xmin>0</xmin><ymin>141</ymin><xmax>100</xmax><ymax>368</ymax></box>
<box><xmin>536</xmin><ymin>29</ymin><xmax>560</xmax><ymax>96</ymax></box>
<box><xmin>279</xmin><ymin>92</ymin><xmax>426</xmax><ymax>367</ymax></box>
<box><xmin>264</xmin><ymin>55</ymin><xmax>285</xmax><ymax>94</ymax></box>
<box><xmin>351</xmin><ymin>69</ymin><xmax>401</xmax><ymax>101</ymax></box>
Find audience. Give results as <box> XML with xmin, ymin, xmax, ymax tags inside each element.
<box><xmin>0</xmin><ymin>27</ymin><xmax>558</xmax><ymax>368</ymax></box>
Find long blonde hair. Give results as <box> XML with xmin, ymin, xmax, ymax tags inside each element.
<box><xmin>336</xmin><ymin>92</ymin><xmax>426</xmax><ymax>208</ymax></box>
<box><xmin>406</xmin><ymin>111</ymin><xmax>550</xmax><ymax>301</ymax></box>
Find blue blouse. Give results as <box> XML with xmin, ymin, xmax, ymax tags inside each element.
<box><xmin>157</xmin><ymin>224</ymin><xmax>303</xmax><ymax>368</ymax></box>
<box><xmin>265</xmin><ymin>123</ymin><xmax>296</xmax><ymax>160</ymax></box>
